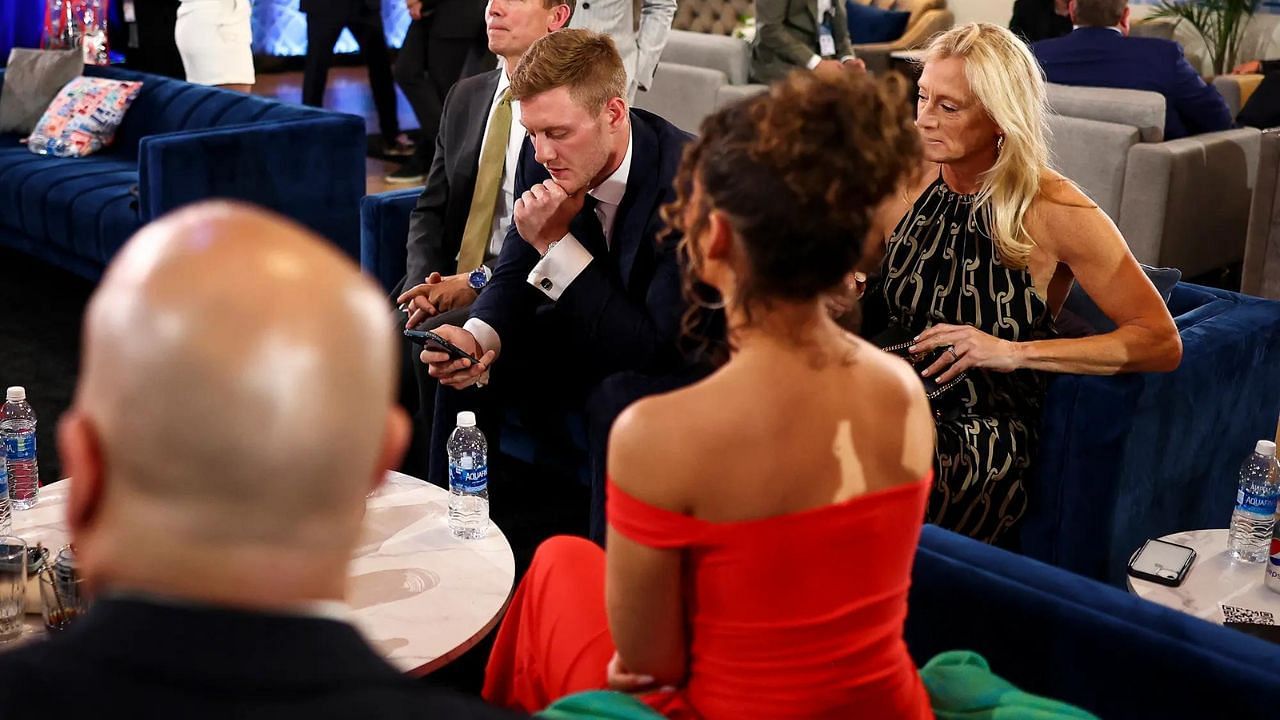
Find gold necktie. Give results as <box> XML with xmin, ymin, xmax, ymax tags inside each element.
<box><xmin>457</xmin><ymin>90</ymin><xmax>512</xmax><ymax>274</ymax></box>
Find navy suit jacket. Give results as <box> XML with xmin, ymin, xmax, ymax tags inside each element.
<box><xmin>469</xmin><ymin>108</ymin><xmax>694</xmax><ymax>379</ymax></box>
<box><xmin>1033</xmin><ymin>27</ymin><xmax>1233</xmax><ymax>140</ymax></box>
<box><xmin>0</xmin><ymin>599</ymin><xmax>521</xmax><ymax>720</ymax></box>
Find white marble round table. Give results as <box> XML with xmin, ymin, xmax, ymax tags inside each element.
<box><xmin>1127</xmin><ymin>529</ymin><xmax>1280</xmax><ymax>624</ymax></box>
<box><xmin>6</xmin><ymin>471</ymin><xmax>516</xmax><ymax>676</ymax></box>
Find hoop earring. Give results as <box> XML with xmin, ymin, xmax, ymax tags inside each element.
<box><xmin>692</xmin><ymin>289</ymin><xmax>727</xmax><ymax>311</ymax></box>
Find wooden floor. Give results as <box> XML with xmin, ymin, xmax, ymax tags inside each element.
<box><xmin>252</xmin><ymin>67</ymin><xmax>421</xmax><ymax>196</ymax></box>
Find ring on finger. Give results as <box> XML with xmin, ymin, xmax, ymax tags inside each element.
<box><xmin>946</xmin><ymin>346</ymin><xmax>959</xmax><ymax>361</ymax></box>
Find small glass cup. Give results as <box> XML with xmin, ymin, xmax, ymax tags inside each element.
<box><xmin>0</xmin><ymin>537</ymin><xmax>28</xmax><ymax>642</ymax></box>
<box><xmin>40</xmin><ymin>546</ymin><xmax>88</xmax><ymax>634</ymax></box>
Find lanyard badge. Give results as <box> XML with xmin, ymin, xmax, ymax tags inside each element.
<box><xmin>818</xmin><ymin>10</ymin><xmax>837</xmax><ymax>58</ymax></box>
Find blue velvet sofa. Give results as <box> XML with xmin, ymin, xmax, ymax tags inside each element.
<box><xmin>362</xmin><ymin>189</ymin><xmax>1280</xmax><ymax>585</ymax></box>
<box><xmin>1026</xmin><ymin>284</ymin><xmax>1280</xmax><ymax>585</ymax></box>
<box><xmin>0</xmin><ymin>65</ymin><xmax>366</xmax><ymax>279</ymax></box>
<box><xmin>909</xmin><ymin>525</ymin><xmax>1280</xmax><ymax>718</ymax></box>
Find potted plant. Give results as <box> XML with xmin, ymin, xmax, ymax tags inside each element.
<box><xmin>1149</xmin><ymin>0</ymin><xmax>1259</xmax><ymax>75</ymax></box>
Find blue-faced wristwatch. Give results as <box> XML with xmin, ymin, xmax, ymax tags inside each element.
<box><xmin>468</xmin><ymin>265</ymin><xmax>492</xmax><ymax>291</ymax></box>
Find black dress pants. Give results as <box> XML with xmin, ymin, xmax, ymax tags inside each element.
<box><xmin>393</xmin><ymin>18</ymin><xmax>492</xmax><ymax>169</ymax></box>
<box><xmin>123</xmin><ymin>0</ymin><xmax>185</xmax><ymax>79</ymax></box>
<box><xmin>302</xmin><ymin>8</ymin><xmax>400</xmax><ymax>139</ymax></box>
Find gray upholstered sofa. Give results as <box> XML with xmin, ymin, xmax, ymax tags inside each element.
<box><xmin>634</xmin><ymin>29</ymin><xmax>767</xmax><ymax>134</ymax></box>
<box><xmin>1046</xmin><ymin>83</ymin><xmax>1260</xmax><ymax>277</ymax></box>
<box><xmin>1244</xmin><ymin>129</ymin><xmax>1280</xmax><ymax>299</ymax></box>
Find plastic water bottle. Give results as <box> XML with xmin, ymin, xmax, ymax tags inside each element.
<box><xmin>447</xmin><ymin>412</ymin><xmax>489</xmax><ymax>539</ymax></box>
<box><xmin>1</xmin><ymin>387</ymin><xmax>39</xmax><ymax>510</ymax></box>
<box><xmin>0</xmin><ymin>439</ymin><xmax>9</xmax><ymax>533</ymax></box>
<box><xmin>1228</xmin><ymin>440</ymin><xmax>1280</xmax><ymax>563</ymax></box>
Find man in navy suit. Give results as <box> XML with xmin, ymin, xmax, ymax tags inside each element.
<box><xmin>422</xmin><ymin>29</ymin><xmax>696</xmax><ymax>537</ymax></box>
<box><xmin>1033</xmin><ymin>0</ymin><xmax>1232</xmax><ymax>140</ymax></box>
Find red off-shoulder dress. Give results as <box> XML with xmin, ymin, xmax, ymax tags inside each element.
<box><xmin>483</xmin><ymin>475</ymin><xmax>934</xmax><ymax>719</ymax></box>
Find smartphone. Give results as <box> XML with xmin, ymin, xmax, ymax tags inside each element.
<box><xmin>403</xmin><ymin>328</ymin><xmax>481</xmax><ymax>365</ymax></box>
<box><xmin>1127</xmin><ymin>538</ymin><xmax>1196</xmax><ymax>587</ymax></box>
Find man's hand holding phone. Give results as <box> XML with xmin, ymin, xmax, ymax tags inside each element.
<box><xmin>420</xmin><ymin>325</ymin><xmax>496</xmax><ymax>389</ymax></box>
<box><xmin>515</xmin><ymin>179</ymin><xmax>586</xmax><ymax>255</ymax></box>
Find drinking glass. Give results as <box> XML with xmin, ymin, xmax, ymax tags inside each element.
<box><xmin>40</xmin><ymin>545</ymin><xmax>88</xmax><ymax>633</ymax></box>
<box><xmin>0</xmin><ymin>537</ymin><xmax>28</xmax><ymax>642</ymax></box>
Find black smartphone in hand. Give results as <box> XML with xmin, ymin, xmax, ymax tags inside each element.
<box><xmin>404</xmin><ymin>328</ymin><xmax>481</xmax><ymax>366</ymax></box>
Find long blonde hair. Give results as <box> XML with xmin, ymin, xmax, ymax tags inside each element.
<box><xmin>924</xmin><ymin>23</ymin><xmax>1050</xmax><ymax>269</ymax></box>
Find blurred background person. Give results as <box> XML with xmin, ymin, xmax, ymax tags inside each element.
<box><xmin>175</xmin><ymin>0</ymin><xmax>255</xmax><ymax>92</ymax></box>
<box><xmin>750</xmin><ymin>0</ymin><xmax>865</xmax><ymax>84</ymax></box>
<box><xmin>387</xmin><ymin>0</ymin><xmax>495</xmax><ymax>184</ymax></box>
<box><xmin>1009</xmin><ymin>0</ymin><xmax>1072</xmax><ymax>45</ymax></box>
<box><xmin>569</xmin><ymin>0</ymin><xmax>675</xmax><ymax>99</ymax></box>
<box><xmin>302</xmin><ymin>0</ymin><xmax>414</xmax><ymax>157</ymax></box>
<box><xmin>114</xmin><ymin>0</ymin><xmax>186</xmax><ymax>79</ymax></box>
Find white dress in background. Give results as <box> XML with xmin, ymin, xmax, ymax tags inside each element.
<box><xmin>174</xmin><ymin>0</ymin><xmax>255</xmax><ymax>86</ymax></box>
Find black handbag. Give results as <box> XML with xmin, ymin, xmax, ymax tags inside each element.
<box><xmin>871</xmin><ymin>324</ymin><xmax>968</xmax><ymax>400</ymax></box>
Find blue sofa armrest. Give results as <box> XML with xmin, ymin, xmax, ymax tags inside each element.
<box><xmin>136</xmin><ymin>115</ymin><xmax>366</xmax><ymax>260</ymax></box>
<box><xmin>1025</xmin><ymin>283</ymin><xmax>1280</xmax><ymax>584</ymax></box>
<box><xmin>908</xmin><ymin>525</ymin><xmax>1280</xmax><ymax>718</ymax></box>
<box><xmin>360</xmin><ymin>188</ymin><xmax>422</xmax><ymax>293</ymax></box>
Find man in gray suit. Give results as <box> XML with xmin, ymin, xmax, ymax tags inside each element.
<box><xmin>751</xmin><ymin>0</ymin><xmax>866</xmax><ymax>83</ymax></box>
<box><xmin>570</xmin><ymin>0</ymin><xmax>676</xmax><ymax>98</ymax></box>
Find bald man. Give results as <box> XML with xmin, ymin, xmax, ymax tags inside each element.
<box><xmin>0</xmin><ymin>203</ymin><xmax>520</xmax><ymax>720</ymax></box>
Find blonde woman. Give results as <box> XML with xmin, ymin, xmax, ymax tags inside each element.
<box><xmin>866</xmin><ymin>23</ymin><xmax>1181</xmax><ymax>547</ymax></box>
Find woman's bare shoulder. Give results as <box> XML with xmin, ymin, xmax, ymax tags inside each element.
<box><xmin>1028</xmin><ymin>169</ymin><xmax>1113</xmax><ymax>244</ymax></box>
<box><xmin>607</xmin><ymin>380</ymin><xmax>727</xmax><ymax>503</ymax></box>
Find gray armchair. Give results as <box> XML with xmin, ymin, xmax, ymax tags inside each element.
<box><xmin>634</xmin><ymin>27</ymin><xmax>768</xmax><ymax>135</ymax></box>
<box><xmin>849</xmin><ymin>0</ymin><xmax>955</xmax><ymax>74</ymax></box>
<box><xmin>1244</xmin><ymin>129</ymin><xmax>1280</xmax><ymax>299</ymax></box>
<box><xmin>1046</xmin><ymin>83</ymin><xmax>1261</xmax><ymax>278</ymax></box>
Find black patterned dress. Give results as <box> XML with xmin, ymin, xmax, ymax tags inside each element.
<box><xmin>867</xmin><ymin>176</ymin><xmax>1057</xmax><ymax>547</ymax></box>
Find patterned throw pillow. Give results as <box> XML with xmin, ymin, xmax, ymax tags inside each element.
<box><xmin>27</xmin><ymin>77</ymin><xmax>143</xmax><ymax>158</ymax></box>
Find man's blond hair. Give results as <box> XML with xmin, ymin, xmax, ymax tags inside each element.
<box><xmin>510</xmin><ymin>29</ymin><xmax>627</xmax><ymax>112</ymax></box>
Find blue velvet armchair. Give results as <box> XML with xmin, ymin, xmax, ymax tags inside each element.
<box><xmin>0</xmin><ymin>66</ymin><xmax>366</xmax><ymax>279</ymax></box>
<box><xmin>1026</xmin><ymin>284</ymin><xmax>1280</xmax><ymax>585</ymax></box>
<box><xmin>909</xmin><ymin>525</ymin><xmax>1280</xmax><ymax>719</ymax></box>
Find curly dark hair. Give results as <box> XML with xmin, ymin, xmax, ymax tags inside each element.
<box><xmin>662</xmin><ymin>70</ymin><xmax>922</xmax><ymax>356</ymax></box>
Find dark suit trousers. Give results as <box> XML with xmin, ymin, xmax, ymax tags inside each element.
<box><xmin>394</xmin><ymin>18</ymin><xmax>486</xmax><ymax>168</ymax></box>
<box><xmin>428</xmin><ymin>342</ymin><xmax>708</xmax><ymax>545</ymax></box>
<box><xmin>303</xmin><ymin>9</ymin><xmax>400</xmax><ymax>139</ymax></box>
<box><xmin>124</xmin><ymin>0</ymin><xmax>184</xmax><ymax>79</ymax></box>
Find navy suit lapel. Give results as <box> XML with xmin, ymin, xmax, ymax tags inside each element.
<box><xmin>614</xmin><ymin>111</ymin><xmax>661</xmax><ymax>287</ymax></box>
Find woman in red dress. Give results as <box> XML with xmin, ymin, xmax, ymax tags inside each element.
<box><xmin>483</xmin><ymin>69</ymin><xmax>934</xmax><ymax>719</ymax></box>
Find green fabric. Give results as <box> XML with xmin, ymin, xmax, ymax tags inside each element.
<box><xmin>921</xmin><ymin>651</ymin><xmax>1100</xmax><ymax>720</ymax></box>
<box><xmin>538</xmin><ymin>651</ymin><xmax>1097</xmax><ymax>720</ymax></box>
<box><xmin>538</xmin><ymin>690</ymin><xmax>664</xmax><ymax>720</ymax></box>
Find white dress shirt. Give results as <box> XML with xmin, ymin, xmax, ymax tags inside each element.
<box><xmin>463</xmin><ymin>130</ymin><xmax>636</xmax><ymax>358</ymax></box>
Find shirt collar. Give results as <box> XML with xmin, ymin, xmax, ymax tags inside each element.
<box><xmin>496</xmin><ymin>68</ymin><xmax>511</xmax><ymax>97</ymax></box>
<box><xmin>1073</xmin><ymin>25</ymin><xmax>1124</xmax><ymax>35</ymax></box>
<box><xmin>589</xmin><ymin>125</ymin><xmax>633</xmax><ymax>208</ymax></box>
